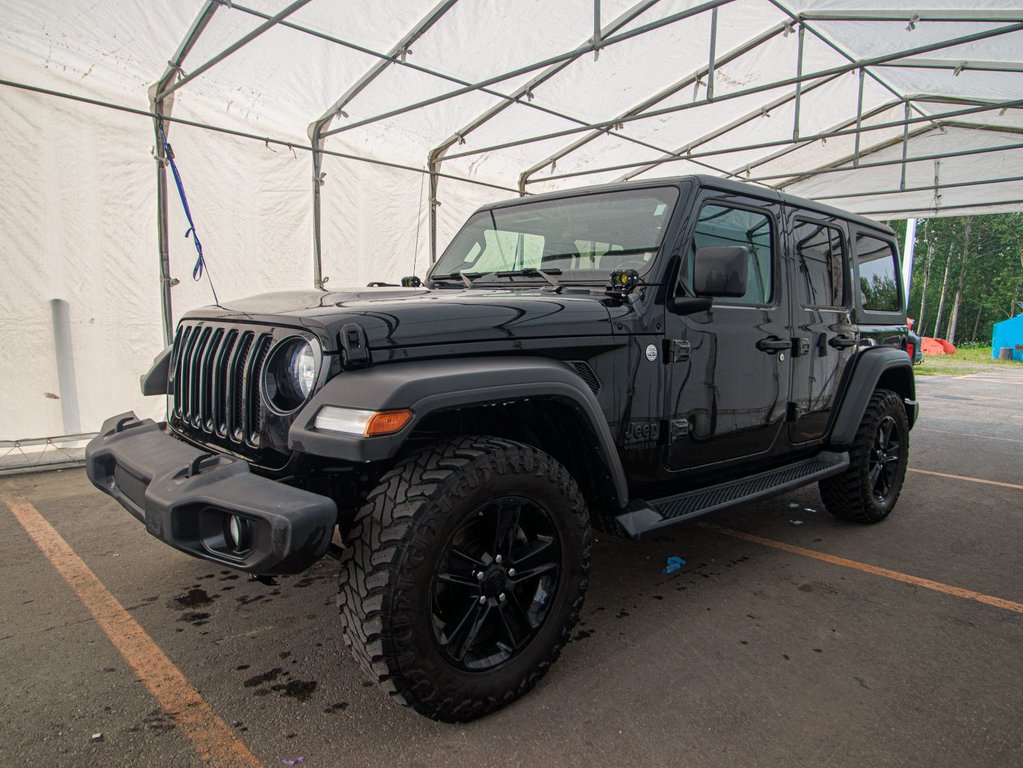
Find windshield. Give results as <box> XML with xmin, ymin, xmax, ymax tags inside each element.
<box><xmin>432</xmin><ymin>187</ymin><xmax>680</xmax><ymax>283</ymax></box>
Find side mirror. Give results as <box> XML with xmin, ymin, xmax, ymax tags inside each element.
<box><xmin>693</xmin><ymin>246</ymin><xmax>749</xmax><ymax>297</ymax></box>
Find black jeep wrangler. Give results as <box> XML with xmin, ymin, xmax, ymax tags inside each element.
<box><xmin>87</xmin><ymin>175</ymin><xmax>917</xmax><ymax>721</ymax></box>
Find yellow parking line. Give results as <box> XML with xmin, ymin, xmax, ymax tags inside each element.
<box><xmin>4</xmin><ymin>495</ymin><xmax>264</xmax><ymax>768</ymax></box>
<box><xmin>916</xmin><ymin>427</ymin><xmax>1023</xmax><ymax>445</ymax></box>
<box><xmin>702</xmin><ymin>524</ymin><xmax>1023</xmax><ymax>615</ymax></box>
<box><xmin>908</xmin><ymin>468</ymin><xmax>1023</xmax><ymax>491</ymax></box>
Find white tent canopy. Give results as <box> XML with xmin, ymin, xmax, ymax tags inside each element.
<box><xmin>2</xmin><ymin>0</ymin><xmax>1021</xmax><ymax>445</ymax></box>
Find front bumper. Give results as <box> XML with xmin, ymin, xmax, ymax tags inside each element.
<box><xmin>86</xmin><ymin>412</ymin><xmax>337</xmax><ymax>574</ymax></box>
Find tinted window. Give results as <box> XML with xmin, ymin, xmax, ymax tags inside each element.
<box><xmin>856</xmin><ymin>235</ymin><xmax>901</xmax><ymax>312</ymax></box>
<box><xmin>794</xmin><ymin>221</ymin><xmax>845</xmax><ymax>308</ymax></box>
<box><xmin>687</xmin><ymin>203</ymin><xmax>773</xmax><ymax>305</ymax></box>
<box><xmin>433</xmin><ymin>188</ymin><xmax>679</xmax><ymax>282</ymax></box>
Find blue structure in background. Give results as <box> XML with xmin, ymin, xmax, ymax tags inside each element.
<box><xmin>992</xmin><ymin>314</ymin><xmax>1023</xmax><ymax>361</ymax></box>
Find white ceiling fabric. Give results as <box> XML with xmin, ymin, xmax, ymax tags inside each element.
<box><xmin>1</xmin><ymin>0</ymin><xmax>1021</xmax><ymax>441</ymax></box>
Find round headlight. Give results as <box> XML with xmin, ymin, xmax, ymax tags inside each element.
<box><xmin>289</xmin><ymin>341</ymin><xmax>316</xmax><ymax>399</ymax></box>
<box><xmin>263</xmin><ymin>337</ymin><xmax>319</xmax><ymax>413</ymax></box>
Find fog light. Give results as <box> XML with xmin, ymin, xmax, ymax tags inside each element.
<box><xmin>227</xmin><ymin>514</ymin><xmax>248</xmax><ymax>551</ymax></box>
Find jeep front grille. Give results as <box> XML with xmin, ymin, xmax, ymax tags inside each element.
<box><xmin>170</xmin><ymin>322</ymin><xmax>273</xmax><ymax>448</ymax></box>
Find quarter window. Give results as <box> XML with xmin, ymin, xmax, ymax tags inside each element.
<box><xmin>688</xmin><ymin>204</ymin><xmax>774</xmax><ymax>305</ymax></box>
<box><xmin>856</xmin><ymin>235</ymin><xmax>901</xmax><ymax>312</ymax></box>
<box><xmin>794</xmin><ymin>221</ymin><xmax>846</xmax><ymax>308</ymax></box>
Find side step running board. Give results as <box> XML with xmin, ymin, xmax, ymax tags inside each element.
<box><xmin>616</xmin><ymin>451</ymin><xmax>849</xmax><ymax>539</ymax></box>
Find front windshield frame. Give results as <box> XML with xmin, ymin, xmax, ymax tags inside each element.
<box><xmin>430</xmin><ymin>186</ymin><xmax>681</xmax><ymax>285</ymax></box>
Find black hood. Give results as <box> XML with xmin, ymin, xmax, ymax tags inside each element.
<box><xmin>184</xmin><ymin>287</ymin><xmax>615</xmax><ymax>352</ymax></box>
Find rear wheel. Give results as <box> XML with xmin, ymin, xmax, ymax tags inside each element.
<box><xmin>337</xmin><ymin>436</ymin><xmax>590</xmax><ymax>721</ymax></box>
<box><xmin>820</xmin><ymin>388</ymin><xmax>910</xmax><ymax>523</ymax></box>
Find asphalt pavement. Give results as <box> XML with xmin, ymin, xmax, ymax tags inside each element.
<box><xmin>2</xmin><ymin>368</ymin><xmax>1021</xmax><ymax>768</ymax></box>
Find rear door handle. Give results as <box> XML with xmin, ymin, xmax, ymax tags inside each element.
<box><xmin>828</xmin><ymin>335</ymin><xmax>857</xmax><ymax>349</ymax></box>
<box><xmin>756</xmin><ymin>336</ymin><xmax>791</xmax><ymax>352</ymax></box>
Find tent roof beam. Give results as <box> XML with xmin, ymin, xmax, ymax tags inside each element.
<box><xmin>535</xmin><ymin>98</ymin><xmax>1021</xmax><ymax>184</ymax></box>
<box><xmin>446</xmin><ymin>21</ymin><xmax>1021</xmax><ymax>170</ymax></box>
<box><xmin>156</xmin><ymin>0</ymin><xmax>314</xmax><ymax>101</ymax></box>
<box><xmin>320</xmin><ymin>0</ymin><xmax>734</xmax><ymax>139</ymax></box>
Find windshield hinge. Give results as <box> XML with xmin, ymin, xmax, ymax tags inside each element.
<box><xmin>339</xmin><ymin>323</ymin><xmax>370</xmax><ymax>369</ymax></box>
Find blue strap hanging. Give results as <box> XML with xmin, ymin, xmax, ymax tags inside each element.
<box><xmin>157</xmin><ymin>121</ymin><xmax>208</xmax><ymax>283</ymax></box>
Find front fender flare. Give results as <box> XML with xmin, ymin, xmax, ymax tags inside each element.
<box><xmin>289</xmin><ymin>356</ymin><xmax>629</xmax><ymax>505</ymax></box>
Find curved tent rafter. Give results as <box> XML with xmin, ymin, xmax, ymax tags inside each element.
<box><xmin>5</xmin><ymin>0</ymin><xmax>1020</xmax><ymax>347</ymax></box>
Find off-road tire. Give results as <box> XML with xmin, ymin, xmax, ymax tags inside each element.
<box><xmin>820</xmin><ymin>388</ymin><xmax>909</xmax><ymax>523</ymax></box>
<box><xmin>337</xmin><ymin>436</ymin><xmax>591</xmax><ymax>722</ymax></box>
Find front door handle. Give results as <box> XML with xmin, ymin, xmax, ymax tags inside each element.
<box><xmin>828</xmin><ymin>335</ymin><xmax>857</xmax><ymax>349</ymax></box>
<box><xmin>756</xmin><ymin>336</ymin><xmax>791</xmax><ymax>353</ymax></box>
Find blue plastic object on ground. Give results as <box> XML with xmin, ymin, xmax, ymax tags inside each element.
<box><xmin>662</xmin><ymin>556</ymin><xmax>686</xmax><ymax>574</ymax></box>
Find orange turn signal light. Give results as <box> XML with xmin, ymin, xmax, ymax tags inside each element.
<box><xmin>365</xmin><ymin>409</ymin><xmax>414</xmax><ymax>436</ymax></box>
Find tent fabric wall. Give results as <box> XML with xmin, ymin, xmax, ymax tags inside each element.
<box><xmin>1</xmin><ymin>0</ymin><xmax>1022</xmax><ymax>444</ymax></box>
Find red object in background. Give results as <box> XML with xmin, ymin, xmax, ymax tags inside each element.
<box><xmin>921</xmin><ymin>337</ymin><xmax>957</xmax><ymax>355</ymax></box>
<box><xmin>906</xmin><ymin>342</ymin><xmax>915</xmax><ymax>360</ymax></box>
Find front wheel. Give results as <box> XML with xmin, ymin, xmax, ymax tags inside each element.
<box><xmin>337</xmin><ymin>436</ymin><xmax>591</xmax><ymax>722</ymax></box>
<box><xmin>820</xmin><ymin>388</ymin><xmax>910</xmax><ymax>523</ymax></box>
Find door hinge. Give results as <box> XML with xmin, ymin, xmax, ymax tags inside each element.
<box><xmin>663</xmin><ymin>339</ymin><xmax>691</xmax><ymax>363</ymax></box>
<box><xmin>669</xmin><ymin>418</ymin><xmax>689</xmax><ymax>443</ymax></box>
<box><xmin>793</xmin><ymin>337</ymin><xmax>811</xmax><ymax>357</ymax></box>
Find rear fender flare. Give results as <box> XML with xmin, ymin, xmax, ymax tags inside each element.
<box><xmin>828</xmin><ymin>346</ymin><xmax>916</xmax><ymax>447</ymax></box>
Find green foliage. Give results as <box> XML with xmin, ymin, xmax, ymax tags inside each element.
<box><xmin>887</xmin><ymin>213</ymin><xmax>1023</xmax><ymax>344</ymax></box>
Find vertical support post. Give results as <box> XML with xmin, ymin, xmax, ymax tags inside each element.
<box><xmin>853</xmin><ymin>68</ymin><xmax>865</xmax><ymax>167</ymax></box>
<box><xmin>593</xmin><ymin>0</ymin><xmax>601</xmax><ymax>48</ymax></box>
<box><xmin>707</xmin><ymin>7</ymin><xmax>718</xmax><ymax>101</ymax></box>
<box><xmin>900</xmin><ymin>100</ymin><xmax>911</xmax><ymax>191</ymax></box>
<box><xmin>50</xmin><ymin>299</ymin><xmax>81</xmax><ymax>435</ymax></box>
<box><xmin>427</xmin><ymin>150</ymin><xmax>442</xmax><ymax>264</ymax></box>
<box><xmin>792</xmin><ymin>23</ymin><xmax>804</xmax><ymax>141</ymax></box>
<box><xmin>149</xmin><ymin>86</ymin><xmax>175</xmax><ymax>348</ymax></box>
<box><xmin>902</xmin><ymin>218</ymin><xmax>917</xmax><ymax>309</ymax></box>
<box><xmin>309</xmin><ymin>125</ymin><xmax>326</xmax><ymax>289</ymax></box>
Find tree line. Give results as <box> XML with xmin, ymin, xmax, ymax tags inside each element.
<box><xmin>887</xmin><ymin>213</ymin><xmax>1023</xmax><ymax>345</ymax></box>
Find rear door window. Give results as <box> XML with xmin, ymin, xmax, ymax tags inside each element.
<box><xmin>794</xmin><ymin>220</ymin><xmax>846</xmax><ymax>308</ymax></box>
<box><xmin>855</xmin><ymin>234</ymin><xmax>901</xmax><ymax>312</ymax></box>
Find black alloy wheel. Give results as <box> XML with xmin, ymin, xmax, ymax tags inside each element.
<box><xmin>820</xmin><ymin>388</ymin><xmax>910</xmax><ymax>523</ymax></box>
<box><xmin>337</xmin><ymin>436</ymin><xmax>591</xmax><ymax>722</ymax></box>
<box><xmin>869</xmin><ymin>414</ymin><xmax>902</xmax><ymax>504</ymax></box>
<box><xmin>431</xmin><ymin>497</ymin><xmax>561</xmax><ymax>671</ymax></box>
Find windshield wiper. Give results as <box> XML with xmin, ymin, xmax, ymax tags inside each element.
<box><xmin>491</xmin><ymin>267</ymin><xmax>563</xmax><ymax>292</ymax></box>
<box><xmin>429</xmin><ymin>272</ymin><xmax>477</xmax><ymax>287</ymax></box>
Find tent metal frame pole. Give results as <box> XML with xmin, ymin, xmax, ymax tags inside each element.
<box><xmin>156</xmin><ymin>0</ymin><xmax>315</xmax><ymax>101</ymax></box>
<box><xmin>878</xmin><ymin>59</ymin><xmax>1023</xmax><ymax>75</ymax></box>
<box><xmin>308</xmin><ymin>0</ymin><xmax>461</xmax><ymax>288</ymax></box>
<box><xmin>860</xmin><ymin>198</ymin><xmax>1023</xmax><ymax>218</ymax></box>
<box><xmin>448</xmin><ymin>21</ymin><xmax>1022</xmax><ymax>168</ymax></box>
<box><xmin>811</xmin><ymin>174</ymin><xmax>1023</xmax><ymax>203</ymax></box>
<box><xmin>516</xmin><ymin>22</ymin><xmax>789</xmax><ymax>188</ymax></box>
<box><xmin>425</xmin><ymin>0</ymin><xmax>662</xmax><ymax>258</ymax></box>
<box><xmin>234</xmin><ymin>0</ymin><xmax>667</xmax><ymax>142</ymax></box>
<box><xmin>321</xmin><ymin>0</ymin><xmax>735</xmax><ymax>138</ymax></box>
<box><xmin>149</xmin><ymin>0</ymin><xmax>220</xmax><ymax>347</ymax></box>
<box><xmin>619</xmin><ymin>71</ymin><xmax>845</xmax><ymax>182</ymax></box>
<box><xmin>0</xmin><ymin>78</ymin><xmax>521</xmax><ymax>194</ymax></box>
<box><xmin>534</xmin><ymin>97</ymin><xmax>1023</xmax><ymax>184</ymax></box>
<box><xmin>798</xmin><ymin>10</ymin><xmax>1023</xmax><ymax>23</ymax></box>
<box><xmin>792</xmin><ymin>23</ymin><xmax>804</xmax><ymax>141</ymax></box>
<box><xmin>726</xmin><ymin>94</ymin><xmax>1012</xmax><ymax>182</ymax></box>
<box><xmin>752</xmin><ymin>140</ymin><xmax>1023</xmax><ymax>185</ymax></box>
<box><xmin>854</xmin><ymin>68</ymin><xmax>865</xmax><ymax>166</ymax></box>
<box><xmin>768</xmin><ymin>0</ymin><xmax>932</xmax><ymax>135</ymax></box>
<box><xmin>706</xmin><ymin>7</ymin><xmax>718</xmax><ymax>101</ymax></box>
<box><xmin>900</xmin><ymin>101</ymin><xmax>911</xmax><ymax>191</ymax></box>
